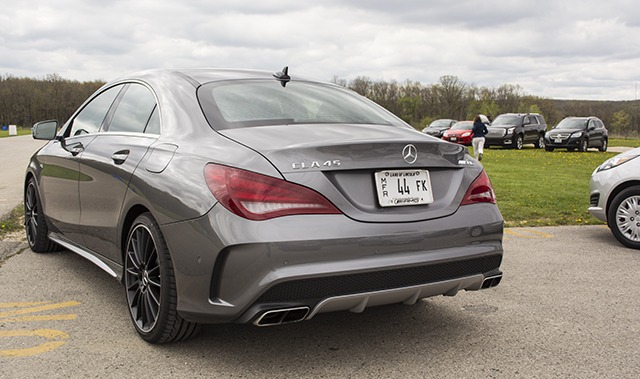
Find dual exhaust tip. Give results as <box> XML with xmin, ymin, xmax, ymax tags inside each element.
<box><xmin>481</xmin><ymin>274</ymin><xmax>502</xmax><ymax>289</ymax></box>
<box><xmin>254</xmin><ymin>306</ymin><xmax>310</xmax><ymax>327</ymax></box>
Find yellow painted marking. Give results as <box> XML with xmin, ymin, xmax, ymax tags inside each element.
<box><xmin>0</xmin><ymin>301</ymin><xmax>81</xmax><ymax>319</ymax></box>
<box><xmin>1</xmin><ymin>314</ymin><xmax>77</xmax><ymax>323</ymax></box>
<box><xmin>0</xmin><ymin>329</ymin><xmax>69</xmax><ymax>357</ymax></box>
<box><xmin>504</xmin><ymin>229</ymin><xmax>553</xmax><ymax>239</ymax></box>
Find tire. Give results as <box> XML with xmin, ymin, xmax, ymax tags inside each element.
<box><xmin>534</xmin><ymin>134</ymin><xmax>545</xmax><ymax>149</ymax></box>
<box><xmin>24</xmin><ymin>178</ymin><xmax>59</xmax><ymax>253</ymax></box>
<box><xmin>513</xmin><ymin>135</ymin><xmax>523</xmax><ymax>150</ymax></box>
<box><xmin>545</xmin><ymin>146</ymin><xmax>554</xmax><ymax>152</ymax></box>
<box><xmin>578</xmin><ymin>139</ymin><xmax>588</xmax><ymax>152</ymax></box>
<box><xmin>607</xmin><ymin>186</ymin><xmax>640</xmax><ymax>249</ymax></box>
<box><xmin>599</xmin><ymin>139</ymin><xmax>608</xmax><ymax>152</ymax></box>
<box><xmin>124</xmin><ymin>213</ymin><xmax>200</xmax><ymax>343</ymax></box>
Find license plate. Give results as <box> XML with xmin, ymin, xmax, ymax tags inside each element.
<box><xmin>450</xmin><ymin>137</ymin><xmax>457</xmax><ymax>141</ymax></box>
<box><xmin>374</xmin><ymin>170</ymin><xmax>434</xmax><ymax>207</ymax></box>
<box><xmin>554</xmin><ymin>138</ymin><xmax>562</xmax><ymax>143</ymax></box>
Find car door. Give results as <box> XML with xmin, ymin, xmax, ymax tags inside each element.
<box><xmin>588</xmin><ymin>119</ymin><xmax>602</xmax><ymax>147</ymax></box>
<box><xmin>37</xmin><ymin>85</ymin><xmax>124</xmax><ymax>245</ymax></box>
<box><xmin>523</xmin><ymin>115</ymin><xmax>537</xmax><ymax>142</ymax></box>
<box><xmin>77</xmin><ymin>83</ymin><xmax>160</xmax><ymax>262</ymax></box>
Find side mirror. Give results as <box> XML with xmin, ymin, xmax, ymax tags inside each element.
<box><xmin>588</xmin><ymin>125</ymin><xmax>596</xmax><ymax>131</ymax></box>
<box><xmin>32</xmin><ymin>120</ymin><xmax>59</xmax><ymax>140</ymax></box>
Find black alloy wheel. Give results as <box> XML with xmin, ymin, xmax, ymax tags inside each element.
<box><xmin>514</xmin><ymin>135</ymin><xmax>523</xmax><ymax>150</ymax></box>
<box><xmin>607</xmin><ymin>186</ymin><xmax>640</xmax><ymax>250</ymax></box>
<box><xmin>124</xmin><ymin>213</ymin><xmax>200</xmax><ymax>343</ymax></box>
<box><xmin>599</xmin><ymin>139</ymin><xmax>608</xmax><ymax>152</ymax></box>
<box><xmin>24</xmin><ymin>178</ymin><xmax>58</xmax><ymax>253</ymax></box>
<box><xmin>578</xmin><ymin>139</ymin><xmax>588</xmax><ymax>152</ymax></box>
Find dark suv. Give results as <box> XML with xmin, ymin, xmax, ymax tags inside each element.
<box><xmin>544</xmin><ymin>116</ymin><xmax>608</xmax><ymax>152</ymax></box>
<box><xmin>485</xmin><ymin>113</ymin><xmax>547</xmax><ymax>150</ymax></box>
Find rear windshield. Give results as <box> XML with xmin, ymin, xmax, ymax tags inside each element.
<box><xmin>198</xmin><ymin>80</ymin><xmax>408</xmax><ymax>130</ymax></box>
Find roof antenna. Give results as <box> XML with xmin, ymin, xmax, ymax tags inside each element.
<box><xmin>273</xmin><ymin>66</ymin><xmax>290</xmax><ymax>87</ymax></box>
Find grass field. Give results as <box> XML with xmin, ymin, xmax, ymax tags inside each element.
<box><xmin>478</xmin><ymin>145</ymin><xmax>622</xmax><ymax>227</ymax></box>
<box><xmin>0</xmin><ymin>127</ymin><xmax>31</xmax><ymax>138</ymax></box>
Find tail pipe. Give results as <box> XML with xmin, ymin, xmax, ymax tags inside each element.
<box><xmin>254</xmin><ymin>306</ymin><xmax>310</xmax><ymax>327</ymax></box>
<box><xmin>481</xmin><ymin>274</ymin><xmax>502</xmax><ymax>289</ymax></box>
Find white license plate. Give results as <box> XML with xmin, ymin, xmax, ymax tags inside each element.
<box><xmin>374</xmin><ymin>170</ymin><xmax>434</xmax><ymax>207</ymax></box>
<box><xmin>450</xmin><ymin>137</ymin><xmax>457</xmax><ymax>141</ymax></box>
<box><xmin>554</xmin><ymin>138</ymin><xmax>562</xmax><ymax>143</ymax></box>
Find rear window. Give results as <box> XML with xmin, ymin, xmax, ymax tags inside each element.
<box><xmin>198</xmin><ymin>80</ymin><xmax>407</xmax><ymax>130</ymax></box>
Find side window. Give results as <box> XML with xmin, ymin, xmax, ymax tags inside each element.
<box><xmin>69</xmin><ymin>85</ymin><xmax>122</xmax><ymax>136</ymax></box>
<box><xmin>588</xmin><ymin>120</ymin><xmax>596</xmax><ymax>129</ymax></box>
<box><xmin>144</xmin><ymin>106</ymin><xmax>161</xmax><ymax>134</ymax></box>
<box><xmin>107</xmin><ymin>84</ymin><xmax>157</xmax><ymax>133</ymax></box>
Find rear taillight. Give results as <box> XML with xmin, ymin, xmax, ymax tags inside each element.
<box><xmin>204</xmin><ymin>164</ymin><xmax>341</xmax><ymax>221</ymax></box>
<box><xmin>461</xmin><ymin>170</ymin><xmax>496</xmax><ymax>205</ymax></box>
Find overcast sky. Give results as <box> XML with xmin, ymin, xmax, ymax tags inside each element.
<box><xmin>1</xmin><ymin>0</ymin><xmax>639</xmax><ymax>100</ymax></box>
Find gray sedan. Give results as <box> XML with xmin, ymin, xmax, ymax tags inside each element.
<box><xmin>24</xmin><ymin>67</ymin><xmax>503</xmax><ymax>343</ymax></box>
<box><xmin>589</xmin><ymin>147</ymin><xmax>640</xmax><ymax>249</ymax></box>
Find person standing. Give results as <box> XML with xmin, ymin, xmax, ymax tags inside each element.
<box><xmin>472</xmin><ymin>115</ymin><xmax>489</xmax><ymax>161</ymax></box>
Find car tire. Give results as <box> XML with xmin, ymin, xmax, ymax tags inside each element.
<box><xmin>24</xmin><ymin>178</ymin><xmax>59</xmax><ymax>253</ymax></box>
<box><xmin>545</xmin><ymin>146</ymin><xmax>554</xmax><ymax>152</ymax></box>
<box><xmin>124</xmin><ymin>212</ymin><xmax>200</xmax><ymax>343</ymax></box>
<box><xmin>578</xmin><ymin>139</ymin><xmax>588</xmax><ymax>152</ymax></box>
<box><xmin>534</xmin><ymin>134</ymin><xmax>545</xmax><ymax>149</ymax></box>
<box><xmin>599</xmin><ymin>139</ymin><xmax>608</xmax><ymax>152</ymax></box>
<box><xmin>514</xmin><ymin>135</ymin><xmax>523</xmax><ymax>150</ymax></box>
<box><xmin>607</xmin><ymin>186</ymin><xmax>640</xmax><ymax>250</ymax></box>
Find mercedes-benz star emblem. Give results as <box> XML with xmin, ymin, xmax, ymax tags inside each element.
<box><xmin>402</xmin><ymin>144</ymin><xmax>418</xmax><ymax>164</ymax></box>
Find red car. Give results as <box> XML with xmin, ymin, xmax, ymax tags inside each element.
<box><xmin>442</xmin><ymin>121</ymin><xmax>473</xmax><ymax>145</ymax></box>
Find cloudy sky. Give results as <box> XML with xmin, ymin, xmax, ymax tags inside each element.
<box><xmin>1</xmin><ymin>0</ymin><xmax>639</xmax><ymax>100</ymax></box>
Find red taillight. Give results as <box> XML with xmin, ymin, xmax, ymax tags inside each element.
<box><xmin>204</xmin><ymin>164</ymin><xmax>341</xmax><ymax>221</ymax></box>
<box><xmin>461</xmin><ymin>170</ymin><xmax>496</xmax><ymax>205</ymax></box>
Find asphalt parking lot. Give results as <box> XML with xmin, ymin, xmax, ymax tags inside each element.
<box><xmin>1</xmin><ymin>224</ymin><xmax>639</xmax><ymax>378</ymax></box>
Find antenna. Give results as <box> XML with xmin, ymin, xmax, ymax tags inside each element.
<box><xmin>273</xmin><ymin>66</ymin><xmax>291</xmax><ymax>87</ymax></box>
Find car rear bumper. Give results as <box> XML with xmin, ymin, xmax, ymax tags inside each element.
<box><xmin>160</xmin><ymin>203</ymin><xmax>504</xmax><ymax>324</ymax></box>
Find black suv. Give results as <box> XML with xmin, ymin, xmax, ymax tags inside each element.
<box><xmin>485</xmin><ymin>113</ymin><xmax>547</xmax><ymax>150</ymax></box>
<box><xmin>544</xmin><ymin>116</ymin><xmax>608</xmax><ymax>152</ymax></box>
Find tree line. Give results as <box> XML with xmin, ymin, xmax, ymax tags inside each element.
<box><xmin>1</xmin><ymin>73</ymin><xmax>639</xmax><ymax>137</ymax></box>
<box><xmin>334</xmin><ymin>75</ymin><xmax>640</xmax><ymax>137</ymax></box>
<box><xmin>0</xmin><ymin>74</ymin><xmax>104</xmax><ymax>129</ymax></box>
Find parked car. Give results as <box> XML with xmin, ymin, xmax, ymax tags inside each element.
<box><xmin>442</xmin><ymin>121</ymin><xmax>474</xmax><ymax>145</ymax></box>
<box><xmin>485</xmin><ymin>113</ymin><xmax>547</xmax><ymax>150</ymax></box>
<box><xmin>422</xmin><ymin>119</ymin><xmax>457</xmax><ymax>138</ymax></box>
<box><xmin>544</xmin><ymin>116</ymin><xmax>608</xmax><ymax>152</ymax></box>
<box><xmin>589</xmin><ymin>147</ymin><xmax>640</xmax><ymax>249</ymax></box>
<box><xmin>25</xmin><ymin>67</ymin><xmax>504</xmax><ymax>343</ymax></box>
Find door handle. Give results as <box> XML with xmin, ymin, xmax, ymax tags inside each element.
<box><xmin>111</xmin><ymin>150</ymin><xmax>130</xmax><ymax>165</ymax></box>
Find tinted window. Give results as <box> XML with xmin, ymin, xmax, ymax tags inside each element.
<box><xmin>108</xmin><ymin>84</ymin><xmax>157</xmax><ymax>133</ymax></box>
<box><xmin>492</xmin><ymin>115</ymin><xmax>521</xmax><ymax>126</ymax></box>
<box><xmin>70</xmin><ymin>85</ymin><xmax>122</xmax><ymax>136</ymax></box>
<box><xmin>198</xmin><ymin>80</ymin><xmax>407</xmax><ymax>130</ymax></box>
<box><xmin>145</xmin><ymin>106</ymin><xmax>161</xmax><ymax>134</ymax></box>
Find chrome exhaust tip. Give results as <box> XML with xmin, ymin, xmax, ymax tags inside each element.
<box><xmin>481</xmin><ymin>274</ymin><xmax>502</xmax><ymax>289</ymax></box>
<box><xmin>254</xmin><ymin>306</ymin><xmax>310</xmax><ymax>327</ymax></box>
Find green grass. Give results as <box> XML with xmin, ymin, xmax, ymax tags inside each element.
<box><xmin>609</xmin><ymin>137</ymin><xmax>640</xmax><ymax>148</ymax></box>
<box><xmin>478</xmin><ymin>146</ymin><xmax>617</xmax><ymax>227</ymax></box>
<box><xmin>0</xmin><ymin>204</ymin><xmax>24</xmax><ymax>240</ymax></box>
<box><xmin>0</xmin><ymin>127</ymin><xmax>31</xmax><ymax>138</ymax></box>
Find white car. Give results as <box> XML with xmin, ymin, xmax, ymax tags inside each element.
<box><xmin>589</xmin><ymin>147</ymin><xmax>640</xmax><ymax>249</ymax></box>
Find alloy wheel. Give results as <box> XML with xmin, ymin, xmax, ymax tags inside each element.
<box><xmin>125</xmin><ymin>224</ymin><xmax>162</xmax><ymax>333</ymax></box>
<box><xmin>24</xmin><ymin>182</ymin><xmax>39</xmax><ymax>247</ymax></box>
